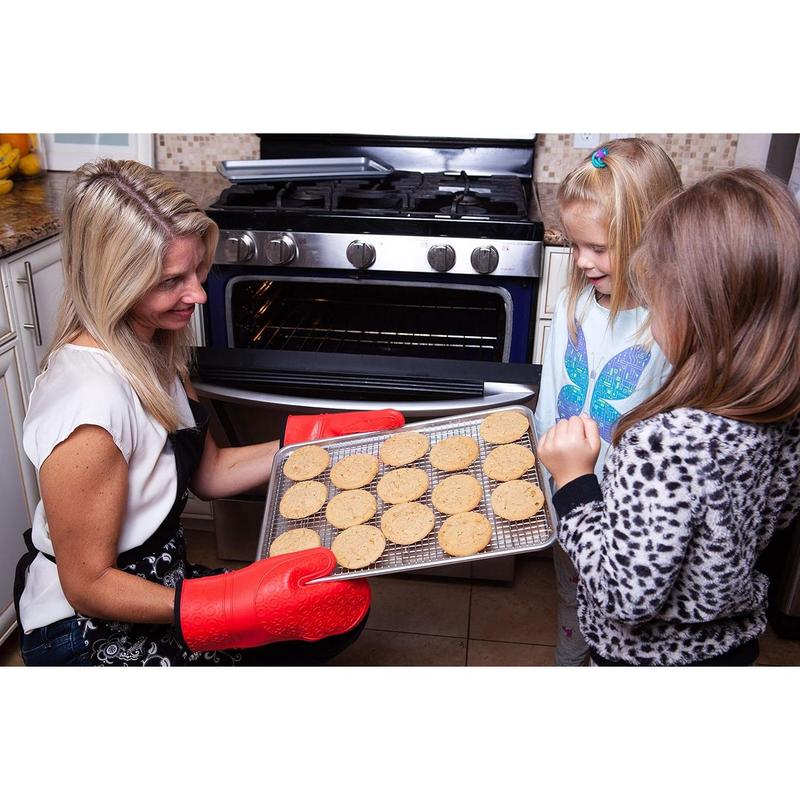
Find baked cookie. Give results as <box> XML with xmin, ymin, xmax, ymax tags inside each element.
<box><xmin>269</xmin><ymin>528</ymin><xmax>322</xmax><ymax>557</ymax></box>
<box><xmin>330</xmin><ymin>453</ymin><xmax>380</xmax><ymax>490</ymax></box>
<box><xmin>282</xmin><ymin>444</ymin><xmax>331</xmax><ymax>482</ymax></box>
<box><xmin>479</xmin><ymin>410</ymin><xmax>530</xmax><ymax>444</ymax></box>
<box><xmin>325</xmin><ymin>489</ymin><xmax>377</xmax><ymax>529</ymax></box>
<box><xmin>490</xmin><ymin>480</ymin><xmax>544</xmax><ymax>521</ymax></box>
<box><xmin>279</xmin><ymin>481</ymin><xmax>328</xmax><ymax>520</ymax></box>
<box><xmin>429</xmin><ymin>435</ymin><xmax>480</xmax><ymax>472</ymax></box>
<box><xmin>431</xmin><ymin>474</ymin><xmax>483</xmax><ymax>515</ymax></box>
<box><xmin>437</xmin><ymin>511</ymin><xmax>493</xmax><ymax>557</ymax></box>
<box><xmin>379</xmin><ymin>431</ymin><xmax>430</xmax><ymax>467</ymax></box>
<box><xmin>331</xmin><ymin>525</ymin><xmax>386</xmax><ymax>569</ymax></box>
<box><xmin>380</xmin><ymin>502</ymin><xmax>436</xmax><ymax>545</ymax></box>
<box><xmin>376</xmin><ymin>467</ymin><xmax>429</xmax><ymax>504</ymax></box>
<box><xmin>483</xmin><ymin>443</ymin><xmax>536</xmax><ymax>482</ymax></box>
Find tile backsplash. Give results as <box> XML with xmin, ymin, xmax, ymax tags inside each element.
<box><xmin>155</xmin><ymin>133</ymin><xmax>739</xmax><ymax>184</ymax></box>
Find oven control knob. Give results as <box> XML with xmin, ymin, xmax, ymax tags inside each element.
<box><xmin>471</xmin><ymin>245</ymin><xmax>499</xmax><ymax>274</ymax></box>
<box><xmin>346</xmin><ymin>240</ymin><xmax>376</xmax><ymax>270</ymax></box>
<box><xmin>265</xmin><ymin>234</ymin><xmax>298</xmax><ymax>265</ymax></box>
<box><xmin>223</xmin><ymin>233</ymin><xmax>255</xmax><ymax>263</ymax></box>
<box><xmin>427</xmin><ymin>244</ymin><xmax>456</xmax><ymax>272</ymax></box>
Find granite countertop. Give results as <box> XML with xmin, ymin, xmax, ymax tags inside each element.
<box><xmin>0</xmin><ymin>170</ymin><xmax>231</xmax><ymax>258</ymax></box>
<box><xmin>1</xmin><ymin>170</ymin><xmax>569</xmax><ymax>258</ymax></box>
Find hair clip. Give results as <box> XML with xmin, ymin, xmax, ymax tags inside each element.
<box><xmin>591</xmin><ymin>147</ymin><xmax>609</xmax><ymax>168</ymax></box>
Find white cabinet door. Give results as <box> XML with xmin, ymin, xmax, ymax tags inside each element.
<box><xmin>533</xmin><ymin>319</ymin><xmax>552</xmax><ymax>365</ymax></box>
<box><xmin>5</xmin><ymin>237</ymin><xmax>64</xmax><ymax>399</ymax></box>
<box><xmin>0</xmin><ymin>341</ymin><xmax>38</xmax><ymax>643</ymax></box>
<box><xmin>543</xmin><ymin>247</ymin><xmax>571</xmax><ymax>316</ymax></box>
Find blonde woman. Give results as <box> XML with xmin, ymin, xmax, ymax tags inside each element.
<box><xmin>13</xmin><ymin>160</ymin><xmax>398</xmax><ymax>666</ymax></box>
<box><xmin>533</xmin><ymin>138</ymin><xmax>682</xmax><ymax>666</ymax></box>
<box><xmin>538</xmin><ymin>168</ymin><xmax>800</xmax><ymax>666</ymax></box>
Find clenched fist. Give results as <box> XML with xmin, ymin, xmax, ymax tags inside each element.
<box><xmin>537</xmin><ymin>415</ymin><xmax>601</xmax><ymax>490</ymax></box>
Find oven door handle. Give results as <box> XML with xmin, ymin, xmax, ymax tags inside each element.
<box><xmin>192</xmin><ymin>381</ymin><xmax>536</xmax><ymax>418</ymax></box>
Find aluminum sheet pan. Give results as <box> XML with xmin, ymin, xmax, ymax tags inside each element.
<box><xmin>256</xmin><ymin>405</ymin><xmax>555</xmax><ymax>583</ymax></box>
<box><xmin>217</xmin><ymin>157</ymin><xmax>394</xmax><ymax>183</ymax></box>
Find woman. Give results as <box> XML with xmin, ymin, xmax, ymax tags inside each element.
<box><xmin>14</xmin><ymin>159</ymin><xmax>399</xmax><ymax>666</ymax></box>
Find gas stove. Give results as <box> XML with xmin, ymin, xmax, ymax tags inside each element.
<box><xmin>207</xmin><ymin>134</ymin><xmax>543</xmax><ymax>278</ymax></box>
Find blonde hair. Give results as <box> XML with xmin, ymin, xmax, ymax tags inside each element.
<box><xmin>48</xmin><ymin>159</ymin><xmax>219</xmax><ymax>431</ymax></box>
<box><xmin>614</xmin><ymin>168</ymin><xmax>800</xmax><ymax>444</ymax></box>
<box><xmin>557</xmin><ymin>138</ymin><xmax>682</xmax><ymax>339</ymax></box>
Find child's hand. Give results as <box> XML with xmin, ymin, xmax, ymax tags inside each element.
<box><xmin>537</xmin><ymin>415</ymin><xmax>601</xmax><ymax>489</ymax></box>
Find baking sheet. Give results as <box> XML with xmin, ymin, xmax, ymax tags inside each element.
<box><xmin>256</xmin><ymin>406</ymin><xmax>555</xmax><ymax>583</ymax></box>
<box><xmin>217</xmin><ymin>157</ymin><xmax>394</xmax><ymax>183</ymax></box>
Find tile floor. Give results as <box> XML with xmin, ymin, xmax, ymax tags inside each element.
<box><xmin>2</xmin><ymin>527</ymin><xmax>800</xmax><ymax>667</ymax></box>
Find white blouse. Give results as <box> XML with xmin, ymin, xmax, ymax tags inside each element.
<box><xmin>19</xmin><ymin>344</ymin><xmax>195</xmax><ymax>633</ymax></box>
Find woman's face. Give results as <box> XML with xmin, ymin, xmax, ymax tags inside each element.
<box><xmin>561</xmin><ymin>201</ymin><xmax>613</xmax><ymax>300</ymax></box>
<box><xmin>130</xmin><ymin>235</ymin><xmax>209</xmax><ymax>341</ymax></box>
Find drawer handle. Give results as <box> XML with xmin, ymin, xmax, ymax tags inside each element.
<box><xmin>16</xmin><ymin>261</ymin><xmax>43</xmax><ymax>347</ymax></box>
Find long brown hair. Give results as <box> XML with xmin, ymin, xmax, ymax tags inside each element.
<box><xmin>48</xmin><ymin>159</ymin><xmax>219</xmax><ymax>431</ymax></box>
<box><xmin>558</xmin><ymin>138</ymin><xmax>682</xmax><ymax>339</ymax></box>
<box><xmin>614</xmin><ymin>167</ymin><xmax>800</xmax><ymax>444</ymax></box>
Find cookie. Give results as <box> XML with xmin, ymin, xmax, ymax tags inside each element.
<box><xmin>330</xmin><ymin>453</ymin><xmax>380</xmax><ymax>490</ymax></box>
<box><xmin>429</xmin><ymin>435</ymin><xmax>480</xmax><ymax>472</ymax></box>
<box><xmin>379</xmin><ymin>431</ymin><xmax>430</xmax><ymax>467</ymax></box>
<box><xmin>431</xmin><ymin>474</ymin><xmax>483</xmax><ymax>515</ymax></box>
<box><xmin>380</xmin><ymin>502</ymin><xmax>436</xmax><ymax>545</ymax></box>
<box><xmin>479</xmin><ymin>410</ymin><xmax>530</xmax><ymax>444</ymax></box>
<box><xmin>279</xmin><ymin>481</ymin><xmax>328</xmax><ymax>520</ymax></box>
<box><xmin>437</xmin><ymin>511</ymin><xmax>493</xmax><ymax>557</ymax></box>
<box><xmin>331</xmin><ymin>525</ymin><xmax>386</xmax><ymax>569</ymax></box>
<box><xmin>490</xmin><ymin>480</ymin><xmax>544</xmax><ymax>521</ymax></box>
<box><xmin>282</xmin><ymin>444</ymin><xmax>331</xmax><ymax>482</ymax></box>
<box><xmin>325</xmin><ymin>489</ymin><xmax>377</xmax><ymax>529</ymax></box>
<box><xmin>483</xmin><ymin>443</ymin><xmax>536</xmax><ymax>482</ymax></box>
<box><xmin>269</xmin><ymin>528</ymin><xmax>322</xmax><ymax>557</ymax></box>
<box><xmin>376</xmin><ymin>467</ymin><xmax>429</xmax><ymax>504</ymax></box>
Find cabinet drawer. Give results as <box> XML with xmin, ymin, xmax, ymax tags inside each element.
<box><xmin>543</xmin><ymin>247</ymin><xmax>570</xmax><ymax>317</ymax></box>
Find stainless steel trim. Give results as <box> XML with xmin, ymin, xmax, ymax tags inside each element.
<box><xmin>0</xmin><ymin>331</ymin><xmax>16</xmax><ymax>349</ymax></box>
<box><xmin>255</xmin><ymin>404</ymin><xmax>555</xmax><ymax>581</ymax></box>
<box><xmin>223</xmin><ymin>274</ymin><xmax>515</xmax><ymax>361</ymax></box>
<box><xmin>214</xmin><ymin>229</ymin><xmax>541</xmax><ymax>278</ymax></box>
<box><xmin>16</xmin><ymin>261</ymin><xmax>43</xmax><ymax>346</ymax></box>
<box><xmin>193</xmin><ymin>380</ymin><xmax>535</xmax><ymax>417</ymax></box>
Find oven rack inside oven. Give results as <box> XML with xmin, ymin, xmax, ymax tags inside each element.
<box><xmin>256</xmin><ymin>406</ymin><xmax>556</xmax><ymax>582</ymax></box>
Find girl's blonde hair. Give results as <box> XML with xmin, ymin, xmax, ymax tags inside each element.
<box><xmin>557</xmin><ymin>138</ymin><xmax>682</xmax><ymax>339</ymax></box>
<box><xmin>48</xmin><ymin>159</ymin><xmax>219</xmax><ymax>431</ymax></box>
<box><xmin>614</xmin><ymin>167</ymin><xmax>800</xmax><ymax>445</ymax></box>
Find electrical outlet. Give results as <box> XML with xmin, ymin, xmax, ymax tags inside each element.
<box><xmin>573</xmin><ymin>133</ymin><xmax>600</xmax><ymax>149</ymax></box>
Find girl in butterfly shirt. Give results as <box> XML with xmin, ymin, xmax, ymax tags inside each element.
<box><xmin>534</xmin><ymin>138</ymin><xmax>681</xmax><ymax>666</ymax></box>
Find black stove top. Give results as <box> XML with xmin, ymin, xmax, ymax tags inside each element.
<box><xmin>212</xmin><ymin>170</ymin><xmax>529</xmax><ymax>220</ymax></box>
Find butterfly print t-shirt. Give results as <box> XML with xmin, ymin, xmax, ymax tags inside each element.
<box><xmin>534</xmin><ymin>287</ymin><xmax>672</xmax><ymax>483</ymax></box>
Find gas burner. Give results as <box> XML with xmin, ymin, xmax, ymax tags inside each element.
<box><xmin>334</xmin><ymin>188</ymin><xmax>409</xmax><ymax>212</ymax></box>
<box><xmin>276</xmin><ymin>183</ymin><xmax>331</xmax><ymax>210</ymax></box>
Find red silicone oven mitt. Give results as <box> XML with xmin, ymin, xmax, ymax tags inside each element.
<box><xmin>283</xmin><ymin>408</ymin><xmax>405</xmax><ymax>445</ymax></box>
<box><xmin>176</xmin><ymin>548</ymin><xmax>370</xmax><ymax>652</ymax></box>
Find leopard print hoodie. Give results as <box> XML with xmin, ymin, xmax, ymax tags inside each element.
<box><xmin>553</xmin><ymin>409</ymin><xmax>800</xmax><ymax>666</ymax></box>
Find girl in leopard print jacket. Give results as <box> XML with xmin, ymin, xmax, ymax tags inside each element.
<box><xmin>538</xmin><ymin>169</ymin><xmax>800</xmax><ymax>666</ymax></box>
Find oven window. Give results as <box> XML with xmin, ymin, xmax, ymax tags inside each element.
<box><xmin>228</xmin><ymin>279</ymin><xmax>508</xmax><ymax>362</ymax></box>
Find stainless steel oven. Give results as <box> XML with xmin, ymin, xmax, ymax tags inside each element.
<box><xmin>192</xmin><ymin>134</ymin><xmax>545</xmax><ymax>573</ymax></box>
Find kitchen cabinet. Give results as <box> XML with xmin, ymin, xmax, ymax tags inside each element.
<box><xmin>532</xmin><ymin>245</ymin><xmax>570</xmax><ymax>364</ymax></box>
<box><xmin>0</xmin><ymin>339</ymin><xmax>38</xmax><ymax>644</ymax></box>
<box><xmin>2</xmin><ymin>237</ymin><xmax>65</xmax><ymax>400</ymax></box>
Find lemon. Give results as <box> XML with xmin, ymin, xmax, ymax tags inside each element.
<box><xmin>0</xmin><ymin>179</ymin><xmax>13</xmax><ymax>195</ymax></box>
<box><xmin>18</xmin><ymin>153</ymin><xmax>41</xmax><ymax>177</ymax></box>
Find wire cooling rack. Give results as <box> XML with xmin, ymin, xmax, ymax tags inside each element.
<box><xmin>256</xmin><ymin>405</ymin><xmax>555</xmax><ymax>582</ymax></box>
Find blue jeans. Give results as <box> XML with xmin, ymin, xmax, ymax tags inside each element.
<box><xmin>20</xmin><ymin>616</ymin><xmax>91</xmax><ymax>666</ymax></box>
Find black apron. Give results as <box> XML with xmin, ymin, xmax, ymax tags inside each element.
<box><xmin>13</xmin><ymin>398</ymin><xmax>243</xmax><ymax>666</ymax></box>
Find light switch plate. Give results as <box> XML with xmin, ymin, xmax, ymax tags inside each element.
<box><xmin>573</xmin><ymin>133</ymin><xmax>600</xmax><ymax>149</ymax></box>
